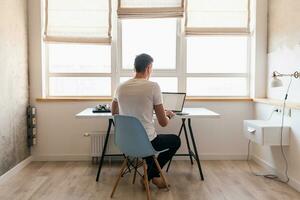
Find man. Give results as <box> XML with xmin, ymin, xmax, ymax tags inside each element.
<box><xmin>111</xmin><ymin>53</ymin><xmax>181</xmax><ymax>188</ymax></box>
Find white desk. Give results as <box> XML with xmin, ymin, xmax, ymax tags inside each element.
<box><xmin>76</xmin><ymin>107</ymin><xmax>220</xmax><ymax>182</ymax></box>
<box><xmin>77</xmin><ymin>108</ymin><xmax>219</xmax><ymax>119</ymax></box>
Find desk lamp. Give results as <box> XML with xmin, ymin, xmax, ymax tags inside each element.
<box><xmin>268</xmin><ymin>69</ymin><xmax>299</xmax><ymax>183</ymax></box>
<box><xmin>271</xmin><ymin>70</ymin><xmax>300</xmax><ymax>88</ymax></box>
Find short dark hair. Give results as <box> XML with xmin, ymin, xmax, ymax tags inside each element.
<box><xmin>134</xmin><ymin>53</ymin><xmax>153</xmax><ymax>73</ymax></box>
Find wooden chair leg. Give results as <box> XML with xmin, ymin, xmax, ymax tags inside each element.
<box><xmin>110</xmin><ymin>158</ymin><xmax>128</xmax><ymax>198</ymax></box>
<box><xmin>153</xmin><ymin>156</ymin><xmax>169</xmax><ymax>191</ymax></box>
<box><xmin>143</xmin><ymin>160</ymin><xmax>151</xmax><ymax>200</ymax></box>
<box><xmin>132</xmin><ymin>158</ymin><xmax>138</xmax><ymax>184</ymax></box>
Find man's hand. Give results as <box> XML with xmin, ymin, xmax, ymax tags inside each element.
<box><xmin>165</xmin><ymin>110</ymin><xmax>175</xmax><ymax>119</ymax></box>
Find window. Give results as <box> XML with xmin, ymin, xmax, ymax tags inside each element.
<box><xmin>119</xmin><ymin>17</ymin><xmax>179</xmax><ymax>93</ymax></box>
<box><xmin>43</xmin><ymin>0</ymin><xmax>112</xmax><ymax>97</ymax></box>
<box><xmin>46</xmin><ymin>43</ymin><xmax>111</xmax><ymax>97</ymax></box>
<box><xmin>121</xmin><ymin>18</ymin><xmax>177</xmax><ymax>70</ymax></box>
<box><xmin>186</xmin><ymin>36</ymin><xmax>249</xmax><ymax>96</ymax></box>
<box><xmin>43</xmin><ymin>0</ymin><xmax>251</xmax><ymax>98</ymax></box>
<box><xmin>49</xmin><ymin>77</ymin><xmax>111</xmax><ymax>96</ymax></box>
<box><xmin>48</xmin><ymin>44</ymin><xmax>111</xmax><ymax>73</ymax></box>
<box><xmin>187</xmin><ymin>36</ymin><xmax>248</xmax><ymax>73</ymax></box>
<box><xmin>184</xmin><ymin>0</ymin><xmax>250</xmax><ymax>96</ymax></box>
<box><xmin>150</xmin><ymin>77</ymin><xmax>178</xmax><ymax>92</ymax></box>
<box><xmin>120</xmin><ymin>77</ymin><xmax>178</xmax><ymax>92</ymax></box>
<box><xmin>187</xmin><ymin>77</ymin><xmax>248</xmax><ymax>96</ymax></box>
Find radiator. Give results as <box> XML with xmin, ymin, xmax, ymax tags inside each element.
<box><xmin>90</xmin><ymin>133</ymin><xmax>103</xmax><ymax>157</ymax></box>
<box><xmin>90</xmin><ymin>132</ymin><xmax>120</xmax><ymax>159</ymax></box>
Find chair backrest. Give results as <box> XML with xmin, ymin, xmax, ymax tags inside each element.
<box><xmin>114</xmin><ymin>115</ymin><xmax>156</xmax><ymax>158</ymax></box>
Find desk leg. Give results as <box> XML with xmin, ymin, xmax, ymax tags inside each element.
<box><xmin>166</xmin><ymin>121</ymin><xmax>183</xmax><ymax>172</ymax></box>
<box><xmin>166</xmin><ymin>118</ymin><xmax>193</xmax><ymax>172</ymax></box>
<box><xmin>96</xmin><ymin>118</ymin><xmax>113</xmax><ymax>182</ymax></box>
<box><xmin>188</xmin><ymin>118</ymin><xmax>204</xmax><ymax>180</ymax></box>
<box><xmin>182</xmin><ymin>119</ymin><xmax>194</xmax><ymax>165</ymax></box>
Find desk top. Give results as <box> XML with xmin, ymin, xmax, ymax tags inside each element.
<box><xmin>76</xmin><ymin>107</ymin><xmax>220</xmax><ymax>119</ymax></box>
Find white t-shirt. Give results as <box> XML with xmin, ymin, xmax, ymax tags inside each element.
<box><xmin>113</xmin><ymin>78</ymin><xmax>163</xmax><ymax>141</ymax></box>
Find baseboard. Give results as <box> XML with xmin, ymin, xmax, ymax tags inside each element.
<box><xmin>33</xmin><ymin>153</ymin><xmax>247</xmax><ymax>162</ymax></box>
<box><xmin>33</xmin><ymin>154</ymin><xmax>91</xmax><ymax>161</ymax></box>
<box><xmin>199</xmin><ymin>153</ymin><xmax>247</xmax><ymax>160</ymax></box>
<box><xmin>252</xmin><ymin>155</ymin><xmax>300</xmax><ymax>192</ymax></box>
<box><xmin>289</xmin><ymin>178</ymin><xmax>300</xmax><ymax>193</ymax></box>
<box><xmin>251</xmin><ymin>155</ymin><xmax>276</xmax><ymax>172</ymax></box>
<box><xmin>0</xmin><ymin>156</ymin><xmax>33</xmax><ymax>184</ymax></box>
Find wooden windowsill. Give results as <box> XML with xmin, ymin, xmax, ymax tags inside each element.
<box><xmin>186</xmin><ymin>97</ymin><xmax>252</xmax><ymax>102</ymax></box>
<box><xmin>36</xmin><ymin>97</ymin><xmax>113</xmax><ymax>102</ymax></box>
<box><xmin>253</xmin><ymin>98</ymin><xmax>300</xmax><ymax>110</ymax></box>
<box><xmin>35</xmin><ymin>97</ymin><xmax>300</xmax><ymax>109</ymax></box>
<box><xmin>36</xmin><ymin>96</ymin><xmax>253</xmax><ymax>102</ymax></box>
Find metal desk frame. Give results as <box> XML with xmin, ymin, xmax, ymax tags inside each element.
<box><xmin>76</xmin><ymin>108</ymin><xmax>220</xmax><ymax>182</ymax></box>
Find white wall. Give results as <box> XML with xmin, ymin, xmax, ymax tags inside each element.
<box><xmin>253</xmin><ymin>0</ymin><xmax>300</xmax><ymax>191</ymax></box>
<box><xmin>28</xmin><ymin>0</ymin><xmax>254</xmax><ymax>161</ymax></box>
<box><xmin>31</xmin><ymin>101</ymin><xmax>253</xmax><ymax>160</ymax></box>
<box><xmin>254</xmin><ymin>104</ymin><xmax>300</xmax><ymax>191</ymax></box>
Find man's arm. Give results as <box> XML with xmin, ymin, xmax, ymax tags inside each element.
<box><xmin>153</xmin><ymin>82</ymin><xmax>175</xmax><ymax>127</ymax></box>
<box><xmin>154</xmin><ymin>104</ymin><xmax>175</xmax><ymax>127</ymax></box>
<box><xmin>111</xmin><ymin>100</ymin><xmax>119</xmax><ymax>115</ymax></box>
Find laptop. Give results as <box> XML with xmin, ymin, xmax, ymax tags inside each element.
<box><xmin>162</xmin><ymin>92</ymin><xmax>187</xmax><ymax>114</ymax></box>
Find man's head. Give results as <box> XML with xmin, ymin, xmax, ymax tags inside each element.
<box><xmin>134</xmin><ymin>53</ymin><xmax>153</xmax><ymax>79</ymax></box>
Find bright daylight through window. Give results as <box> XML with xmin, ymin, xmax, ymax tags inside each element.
<box><xmin>44</xmin><ymin>0</ymin><xmax>251</xmax><ymax>97</ymax></box>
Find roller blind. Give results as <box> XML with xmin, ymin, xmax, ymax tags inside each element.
<box><xmin>186</xmin><ymin>0</ymin><xmax>250</xmax><ymax>35</ymax></box>
<box><xmin>44</xmin><ymin>0</ymin><xmax>112</xmax><ymax>44</ymax></box>
<box><xmin>117</xmin><ymin>0</ymin><xmax>184</xmax><ymax>18</ymax></box>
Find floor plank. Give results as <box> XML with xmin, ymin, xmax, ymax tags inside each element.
<box><xmin>0</xmin><ymin>160</ymin><xmax>299</xmax><ymax>200</ymax></box>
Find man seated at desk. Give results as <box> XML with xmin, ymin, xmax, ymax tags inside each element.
<box><xmin>111</xmin><ymin>53</ymin><xmax>181</xmax><ymax>189</ymax></box>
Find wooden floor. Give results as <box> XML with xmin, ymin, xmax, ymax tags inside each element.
<box><xmin>0</xmin><ymin>160</ymin><xmax>299</xmax><ymax>200</ymax></box>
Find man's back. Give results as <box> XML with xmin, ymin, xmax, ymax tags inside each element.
<box><xmin>111</xmin><ymin>53</ymin><xmax>181</xmax><ymax>187</ymax></box>
<box><xmin>114</xmin><ymin>78</ymin><xmax>162</xmax><ymax>141</ymax></box>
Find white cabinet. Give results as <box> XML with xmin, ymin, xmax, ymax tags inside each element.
<box><xmin>243</xmin><ymin>120</ymin><xmax>290</xmax><ymax>146</ymax></box>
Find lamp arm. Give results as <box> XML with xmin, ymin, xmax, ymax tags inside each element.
<box><xmin>273</xmin><ymin>70</ymin><xmax>300</xmax><ymax>79</ymax></box>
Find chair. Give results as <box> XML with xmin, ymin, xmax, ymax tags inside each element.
<box><xmin>110</xmin><ymin>115</ymin><xmax>169</xmax><ymax>200</ymax></box>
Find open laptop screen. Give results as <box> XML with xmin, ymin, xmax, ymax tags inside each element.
<box><xmin>162</xmin><ymin>92</ymin><xmax>186</xmax><ymax>112</ymax></box>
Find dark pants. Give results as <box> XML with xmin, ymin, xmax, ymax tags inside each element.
<box><xmin>144</xmin><ymin>134</ymin><xmax>181</xmax><ymax>180</ymax></box>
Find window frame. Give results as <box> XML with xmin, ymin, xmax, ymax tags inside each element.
<box><xmin>116</xmin><ymin>18</ymin><xmax>182</xmax><ymax>93</ymax></box>
<box><xmin>42</xmin><ymin>5</ymin><xmax>252</xmax><ymax>98</ymax></box>
<box><xmin>184</xmin><ymin>34</ymin><xmax>251</xmax><ymax>97</ymax></box>
<box><xmin>44</xmin><ymin>43</ymin><xmax>113</xmax><ymax>97</ymax></box>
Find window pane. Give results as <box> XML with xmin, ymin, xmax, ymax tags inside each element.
<box><xmin>120</xmin><ymin>77</ymin><xmax>177</xmax><ymax>92</ymax></box>
<box><xmin>151</xmin><ymin>77</ymin><xmax>177</xmax><ymax>92</ymax></box>
<box><xmin>187</xmin><ymin>36</ymin><xmax>248</xmax><ymax>73</ymax></box>
<box><xmin>49</xmin><ymin>77</ymin><xmax>111</xmax><ymax>96</ymax></box>
<box><xmin>187</xmin><ymin>77</ymin><xmax>248</xmax><ymax>96</ymax></box>
<box><xmin>122</xmin><ymin>18</ymin><xmax>177</xmax><ymax>70</ymax></box>
<box><xmin>49</xmin><ymin>44</ymin><xmax>111</xmax><ymax>73</ymax></box>
<box><xmin>119</xmin><ymin>77</ymin><xmax>131</xmax><ymax>83</ymax></box>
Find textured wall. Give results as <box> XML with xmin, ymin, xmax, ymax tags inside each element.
<box><xmin>268</xmin><ymin>0</ymin><xmax>300</xmax><ymax>52</ymax></box>
<box><xmin>0</xmin><ymin>0</ymin><xmax>29</xmax><ymax>176</ymax></box>
<box><xmin>267</xmin><ymin>0</ymin><xmax>300</xmax><ymax>101</ymax></box>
